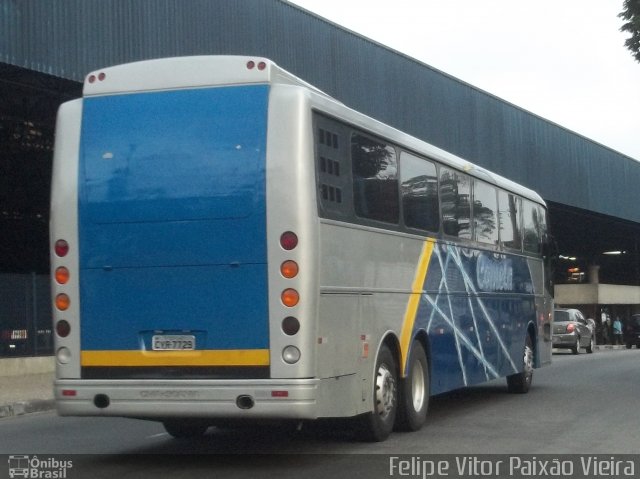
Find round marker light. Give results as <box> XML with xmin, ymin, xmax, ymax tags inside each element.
<box><xmin>88</xmin><ymin>74</ymin><xmax>96</xmax><ymax>83</ymax></box>
<box><xmin>247</xmin><ymin>60</ymin><xmax>255</xmax><ymax>70</ymax></box>
<box><xmin>258</xmin><ymin>61</ymin><xmax>267</xmax><ymax>71</ymax></box>
<box><xmin>56</xmin><ymin>293</ymin><xmax>70</xmax><ymax>311</ymax></box>
<box><xmin>55</xmin><ymin>267</ymin><xmax>70</xmax><ymax>285</ymax></box>
<box><xmin>281</xmin><ymin>289</ymin><xmax>299</xmax><ymax>307</ymax></box>
<box><xmin>55</xmin><ymin>239</ymin><xmax>69</xmax><ymax>257</ymax></box>
<box><xmin>282</xmin><ymin>346</ymin><xmax>301</xmax><ymax>364</ymax></box>
<box><xmin>98</xmin><ymin>72</ymin><xmax>106</xmax><ymax>81</ymax></box>
<box><xmin>56</xmin><ymin>320</ymin><xmax>71</xmax><ymax>338</ymax></box>
<box><xmin>282</xmin><ymin>317</ymin><xmax>300</xmax><ymax>336</ymax></box>
<box><xmin>280</xmin><ymin>260</ymin><xmax>299</xmax><ymax>279</ymax></box>
<box><xmin>280</xmin><ymin>231</ymin><xmax>298</xmax><ymax>250</ymax></box>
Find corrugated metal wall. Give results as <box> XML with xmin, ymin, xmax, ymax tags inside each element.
<box><xmin>1</xmin><ymin>0</ymin><xmax>638</xmax><ymax>222</ymax></box>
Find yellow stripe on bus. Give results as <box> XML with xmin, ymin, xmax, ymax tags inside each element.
<box><xmin>399</xmin><ymin>239</ymin><xmax>435</xmax><ymax>376</ymax></box>
<box><xmin>81</xmin><ymin>349</ymin><xmax>270</xmax><ymax>367</ymax></box>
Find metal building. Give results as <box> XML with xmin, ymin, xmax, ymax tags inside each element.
<box><xmin>1</xmin><ymin>0</ymin><xmax>639</xmax><ymax>356</ymax></box>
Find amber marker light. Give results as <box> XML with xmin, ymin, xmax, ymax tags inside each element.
<box><xmin>281</xmin><ymin>289</ymin><xmax>299</xmax><ymax>307</ymax></box>
<box><xmin>280</xmin><ymin>260</ymin><xmax>299</xmax><ymax>279</ymax></box>
<box><xmin>56</xmin><ymin>293</ymin><xmax>70</xmax><ymax>311</ymax></box>
<box><xmin>55</xmin><ymin>267</ymin><xmax>70</xmax><ymax>285</ymax></box>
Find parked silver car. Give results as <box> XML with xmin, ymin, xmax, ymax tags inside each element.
<box><xmin>552</xmin><ymin>308</ymin><xmax>595</xmax><ymax>354</ymax></box>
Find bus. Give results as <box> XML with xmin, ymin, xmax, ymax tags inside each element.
<box><xmin>51</xmin><ymin>56</ymin><xmax>553</xmax><ymax>441</ymax></box>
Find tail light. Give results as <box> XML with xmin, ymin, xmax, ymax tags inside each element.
<box><xmin>56</xmin><ymin>294</ymin><xmax>70</xmax><ymax>311</ymax></box>
<box><xmin>55</xmin><ymin>267</ymin><xmax>70</xmax><ymax>285</ymax></box>
<box><xmin>280</xmin><ymin>231</ymin><xmax>298</xmax><ymax>251</ymax></box>
<box><xmin>281</xmin><ymin>289</ymin><xmax>299</xmax><ymax>307</ymax></box>
<box><xmin>56</xmin><ymin>320</ymin><xmax>71</xmax><ymax>338</ymax></box>
<box><xmin>54</xmin><ymin>239</ymin><xmax>69</xmax><ymax>257</ymax></box>
<box><xmin>280</xmin><ymin>260</ymin><xmax>299</xmax><ymax>279</ymax></box>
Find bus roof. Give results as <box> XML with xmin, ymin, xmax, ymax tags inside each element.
<box><xmin>82</xmin><ymin>55</ymin><xmax>326</xmax><ymax>98</ymax></box>
<box><xmin>82</xmin><ymin>55</ymin><xmax>544</xmax><ymax>206</ymax></box>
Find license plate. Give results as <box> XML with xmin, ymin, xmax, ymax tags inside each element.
<box><xmin>152</xmin><ymin>335</ymin><xmax>196</xmax><ymax>351</ymax></box>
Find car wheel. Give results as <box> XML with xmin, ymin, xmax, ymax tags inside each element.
<box><xmin>357</xmin><ymin>344</ymin><xmax>398</xmax><ymax>442</ymax></box>
<box><xmin>396</xmin><ymin>341</ymin><xmax>429</xmax><ymax>432</ymax></box>
<box><xmin>626</xmin><ymin>343</ymin><xmax>633</xmax><ymax>350</ymax></box>
<box><xmin>571</xmin><ymin>337</ymin><xmax>580</xmax><ymax>355</ymax></box>
<box><xmin>507</xmin><ymin>334</ymin><xmax>534</xmax><ymax>394</ymax></box>
<box><xmin>586</xmin><ymin>335</ymin><xmax>594</xmax><ymax>354</ymax></box>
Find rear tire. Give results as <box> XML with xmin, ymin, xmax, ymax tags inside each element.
<box><xmin>507</xmin><ymin>334</ymin><xmax>534</xmax><ymax>394</ymax></box>
<box><xmin>586</xmin><ymin>336</ymin><xmax>594</xmax><ymax>354</ymax></box>
<box><xmin>357</xmin><ymin>344</ymin><xmax>398</xmax><ymax>442</ymax></box>
<box><xmin>396</xmin><ymin>341</ymin><xmax>429</xmax><ymax>432</ymax></box>
<box><xmin>571</xmin><ymin>337</ymin><xmax>580</xmax><ymax>355</ymax></box>
<box><xmin>163</xmin><ymin>419</ymin><xmax>209</xmax><ymax>439</ymax></box>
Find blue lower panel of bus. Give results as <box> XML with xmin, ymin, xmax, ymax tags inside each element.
<box><xmin>77</xmin><ymin>85</ymin><xmax>270</xmax><ymax>378</ymax></box>
<box><xmin>410</xmin><ymin>243</ymin><xmax>538</xmax><ymax>395</ymax></box>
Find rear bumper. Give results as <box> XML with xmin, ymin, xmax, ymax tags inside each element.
<box><xmin>552</xmin><ymin>333</ymin><xmax>578</xmax><ymax>348</ymax></box>
<box><xmin>54</xmin><ymin>378</ymin><xmax>320</xmax><ymax>420</ymax></box>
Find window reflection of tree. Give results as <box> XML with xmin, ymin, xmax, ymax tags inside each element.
<box><xmin>473</xmin><ymin>182</ymin><xmax>498</xmax><ymax>243</ymax></box>
<box><xmin>351</xmin><ymin>135</ymin><xmax>396</xmax><ymax>178</ymax></box>
<box><xmin>351</xmin><ymin>134</ymin><xmax>398</xmax><ymax>223</ymax></box>
<box><xmin>523</xmin><ymin>201</ymin><xmax>541</xmax><ymax>253</ymax></box>
<box><xmin>499</xmin><ymin>192</ymin><xmax>522</xmax><ymax>250</ymax></box>
<box><xmin>474</xmin><ymin>200</ymin><xmax>497</xmax><ymax>242</ymax></box>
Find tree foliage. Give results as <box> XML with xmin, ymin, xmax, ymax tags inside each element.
<box><xmin>620</xmin><ymin>0</ymin><xmax>640</xmax><ymax>62</ymax></box>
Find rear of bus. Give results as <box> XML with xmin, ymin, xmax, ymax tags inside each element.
<box><xmin>51</xmin><ymin>57</ymin><xmax>320</xmax><ymax>422</ymax></box>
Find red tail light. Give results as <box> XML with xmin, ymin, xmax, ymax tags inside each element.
<box><xmin>280</xmin><ymin>231</ymin><xmax>298</xmax><ymax>250</ymax></box>
<box><xmin>55</xmin><ymin>239</ymin><xmax>69</xmax><ymax>257</ymax></box>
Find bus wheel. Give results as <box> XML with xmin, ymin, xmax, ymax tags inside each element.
<box><xmin>396</xmin><ymin>341</ymin><xmax>429</xmax><ymax>432</ymax></box>
<box><xmin>357</xmin><ymin>344</ymin><xmax>398</xmax><ymax>441</ymax></box>
<box><xmin>507</xmin><ymin>334</ymin><xmax>534</xmax><ymax>394</ymax></box>
<box><xmin>163</xmin><ymin>419</ymin><xmax>209</xmax><ymax>439</ymax></box>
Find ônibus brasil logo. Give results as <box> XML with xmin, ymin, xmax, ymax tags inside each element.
<box><xmin>8</xmin><ymin>455</ymin><xmax>73</xmax><ymax>478</ymax></box>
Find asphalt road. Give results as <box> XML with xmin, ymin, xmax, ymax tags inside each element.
<box><xmin>1</xmin><ymin>349</ymin><xmax>638</xmax><ymax>478</ymax></box>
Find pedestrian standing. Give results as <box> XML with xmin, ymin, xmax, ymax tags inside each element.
<box><xmin>613</xmin><ymin>317</ymin><xmax>623</xmax><ymax>345</ymax></box>
<box><xmin>601</xmin><ymin>310</ymin><xmax>610</xmax><ymax>344</ymax></box>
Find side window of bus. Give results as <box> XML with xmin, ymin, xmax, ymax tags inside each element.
<box><xmin>498</xmin><ymin>191</ymin><xmax>522</xmax><ymax>251</ymax></box>
<box><xmin>400</xmin><ymin>152</ymin><xmax>439</xmax><ymax>232</ymax></box>
<box><xmin>522</xmin><ymin>199</ymin><xmax>542</xmax><ymax>253</ymax></box>
<box><xmin>473</xmin><ymin>180</ymin><xmax>498</xmax><ymax>244</ymax></box>
<box><xmin>351</xmin><ymin>133</ymin><xmax>399</xmax><ymax>224</ymax></box>
<box><xmin>440</xmin><ymin>168</ymin><xmax>471</xmax><ymax>238</ymax></box>
<box><xmin>315</xmin><ymin>116</ymin><xmax>351</xmax><ymax>219</ymax></box>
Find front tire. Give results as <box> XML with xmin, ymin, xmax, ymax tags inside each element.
<box><xmin>586</xmin><ymin>335</ymin><xmax>594</xmax><ymax>354</ymax></box>
<box><xmin>357</xmin><ymin>344</ymin><xmax>398</xmax><ymax>442</ymax></box>
<box><xmin>396</xmin><ymin>341</ymin><xmax>429</xmax><ymax>432</ymax></box>
<box><xmin>507</xmin><ymin>334</ymin><xmax>534</xmax><ymax>394</ymax></box>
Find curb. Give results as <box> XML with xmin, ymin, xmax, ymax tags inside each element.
<box><xmin>0</xmin><ymin>399</ymin><xmax>55</xmax><ymax>419</ymax></box>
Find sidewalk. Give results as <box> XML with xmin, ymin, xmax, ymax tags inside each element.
<box><xmin>0</xmin><ymin>345</ymin><xmax>631</xmax><ymax>419</ymax></box>
<box><xmin>0</xmin><ymin>371</ymin><xmax>55</xmax><ymax>419</ymax></box>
